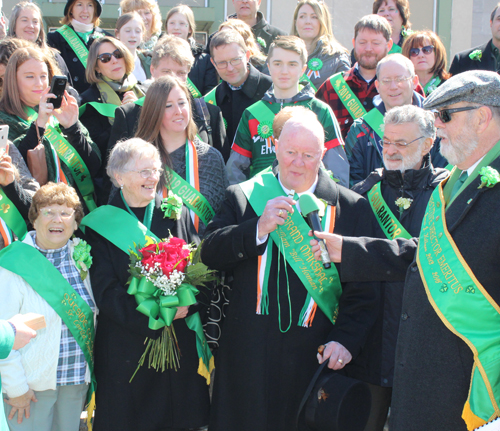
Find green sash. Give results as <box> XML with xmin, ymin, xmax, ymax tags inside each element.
<box><xmin>165</xmin><ymin>169</ymin><xmax>215</xmax><ymax>227</ymax></box>
<box><xmin>186</xmin><ymin>78</ymin><xmax>202</xmax><ymax>98</ymax></box>
<box><xmin>423</xmin><ymin>76</ymin><xmax>442</xmax><ymax>96</ymax></box>
<box><xmin>0</xmin><ymin>189</ymin><xmax>27</xmax><ymax>241</ymax></box>
<box><xmin>366</xmin><ymin>182</ymin><xmax>412</xmax><ymax>240</ymax></box>
<box><xmin>56</xmin><ymin>25</ymin><xmax>89</xmax><ymax>68</ymax></box>
<box><xmin>246</xmin><ymin>100</ymin><xmax>276</xmax><ymax>139</ymax></box>
<box><xmin>0</xmin><ymin>241</ymin><xmax>95</xmax><ymax>401</ymax></box>
<box><xmin>362</xmin><ymin>108</ymin><xmax>385</xmax><ymax>142</ymax></box>
<box><xmin>79</xmin><ymin>102</ymin><xmax>118</xmax><ymax>119</ymax></box>
<box><xmin>388</xmin><ymin>44</ymin><xmax>402</xmax><ymax>54</ymax></box>
<box><xmin>79</xmin><ymin>205</ymin><xmax>214</xmax><ymax>383</ymax></box>
<box><xmin>24</xmin><ymin>109</ymin><xmax>97</xmax><ymax>212</ymax></box>
<box><xmin>134</xmin><ymin>97</ymin><xmax>145</xmax><ymax>107</ymax></box>
<box><xmin>239</xmin><ymin>169</ymin><xmax>342</xmax><ymax>324</ymax></box>
<box><xmin>203</xmin><ymin>86</ymin><xmax>218</xmax><ymax>106</ymax></box>
<box><xmin>300</xmin><ymin>73</ymin><xmax>317</xmax><ymax>93</ymax></box>
<box><xmin>329</xmin><ymin>72</ymin><xmax>368</xmax><ymax>121</ymax></box>
<box><xmin>417</xmin><ymin>182</ymin><xmax>500</xmax><ymax>430</ymax></box>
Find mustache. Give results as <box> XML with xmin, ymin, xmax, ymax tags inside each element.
<box><xmin>385</xmin><ymin>154</ymin><xmax>403</xmax><ymax>161</ymax></box>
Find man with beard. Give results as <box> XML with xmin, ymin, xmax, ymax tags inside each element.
<box><xmin>350</xmin><ymin>104</ymin><xmax>448</xmax><ymax>431</ymax></box>
<box><xmin>317</xmin><ymin>15</ymin><xmax>392</xmax><ymax>140</ymax></box>
<box><xmin>311</xmin><ymin>70</ymin><xmax>500</xmax><ymax>431</ymax></box>
<box><xmin>345</xmin><ymin>53</ymin><xmax>448</xmax><ymax>187</ymax></box>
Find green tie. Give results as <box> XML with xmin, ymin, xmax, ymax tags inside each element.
<box><xmin>450</xmin><ymin>171</ymin><xmax>468</xmax><ymax>199</ymax></box>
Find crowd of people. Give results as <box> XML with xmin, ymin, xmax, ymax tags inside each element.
<box><xmin>0</xmin><ymin>0</ymin><xmax>499</xmax><ymax>430</ymax></box>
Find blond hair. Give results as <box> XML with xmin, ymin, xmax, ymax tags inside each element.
<box><xmin>120</xmin><ymin>0</ymin><xmax>162</xmax><ymax>38</ymax></box>
<box><xmin>151</xmin><ymin>34</ymin><xmax>194</xmax><ymax>70</ymax></box>
<box><xmin>165</xmin><ymin>5</ymin><xmax>196</xmax><ymax>39</ymax></box>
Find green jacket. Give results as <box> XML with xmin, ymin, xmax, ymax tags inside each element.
<box><xmin>0</xmin><ymin>320</ymin><xmax>14</xmax><ymax>431</ymax></box>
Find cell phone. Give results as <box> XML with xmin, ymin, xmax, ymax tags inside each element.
<box><xmin>48</xmin><ymin>75</ymin><xmax>68</xmax><ymax>109</ymax></box>
<box><xmin>0</xmin><ymin>124</ymin><xmax>8</xmax><ymax>156</ymax></box>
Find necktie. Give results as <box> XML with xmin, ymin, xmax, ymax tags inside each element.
<box><xmin>450</xmin><ymin>171</ymin><xmax>468</xmax><ymax>199</ymax></box>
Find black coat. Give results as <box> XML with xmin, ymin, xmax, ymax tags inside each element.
<box><xmin>350</xmin><ymin>157</ymin><xmax>448</xmax><ymax>387</ymax></box>
<box><xmin>85</xmin><ymin>193</ymin><xmax>210</xmax><ymax>431</ymax></box>
<box><xmin>47</xmin><ymin>26</ymin><xmax>110</xmax><ymax>94</ymax></box>
<box><xmin>189</xmin><ymin>43</ymin><xmax>218</xmax><ymax>96</ymax></box>
<box><xmin>201</xmin><ymin>167</ymin><xmax>379</xmax><ymax>431</ymax></box>
<box><xmin>340</xmin><ymin>155</ymin><xmax>500</xmax><ymax>430</ymax></box>
<box><xmin>211</xmin><ymin>64</ymin><xmax>272</xmax><ymax>151</ymax></box>
<box><xmin>449</xmin><ymin>40</ymin><xmax>498</xmax><ymax>76</ymax></box>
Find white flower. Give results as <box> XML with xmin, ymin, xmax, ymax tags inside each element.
<box><xmin>395</xmin><ymin>197</ymin><xmax>413</xmax><ymax>210</ymax></box>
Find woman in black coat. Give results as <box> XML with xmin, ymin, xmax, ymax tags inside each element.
<box><xmin>84</xmin><ymin>138</ymin><xmax>210</xmax><ymax>431</ymax></box>
<box><xmin>47</xmin><ymin>0</ymin><xmax>110</xmax><ymax>94</ymax></box>
<box><xmin>165</xmin><ymin>5</ymin><xmax>217</xmax><ymax>96</ymax></box>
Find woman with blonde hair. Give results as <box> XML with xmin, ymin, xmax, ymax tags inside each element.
<box><xmin>135</xmin><ymin>75</ymin><xmax>227</xmax><ymax>236</ymax></box>
<box><xmin>165</xmin><ymin>4</ymin><xmax>216</xmax><ymax>96</ymax></box>
<box><xmin>0</xmin><ymin>46</ymin><xmax>101</xmax><ymax>213</ymax></box>
<box><xmin>402</xmin><ymin>30</ymin><xmax>450</xmax><ymax>96</ymax></box>
<box><xmin>47</xmin><ymin>0</ymin><xmax>109</xmax><ymax>94</ymax></box>
<box><xmin>79</xmin><ymin>36</ymin><xmax>145</xmax><ymax>161</ymax></box>
<box><xmin>115</xmin><ymin>12</ymin><xmax>151</xmax><ymax>81</ymax></box>
<box><xmin>292</xmin><ymin>0</ymin><xmax>350</xmax><ymax>90</ymax></box>
<box><xmin>120</xmin><ymin>0</ymin><xmax>163</xmax><ymax>52</ymax></box>
<box><xmin>219</xmin><ymin>18</ymin><xmax>268</xmax><ymax>73</ymax></box>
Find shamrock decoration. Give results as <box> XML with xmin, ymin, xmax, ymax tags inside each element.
<box><xmin>161</xmin><ymin>191</ymin><xmax>183</xmax><ymax>220</ymax></box>
<box><xmin>308</xmin><ymin>58</ymin><xmax>323</xmax><ymax>71</ymax></box>
<box><xmin>257</xmin><ymin>121</ymin><xmax>273</xmax><ymax>139</ymax></box>
<box><xmin>1</xmin><ymin>203</ymin><xmax>10</xmax><ymax>213</ymax></box>
<box><xmin>478</xmin><ymin>166</ymin><xmax>500</xmax><ymax>189</ymax></box>
<box><xmin>72</xmin><ymin>237</ymin><xmax>93</xmax><ymax>281</ymax></box>
<box><xmin>401</xmin><ymin>26</ymin><xmax>415</xmax><ymax>38</ymax></box>
<box><xmin>257</xmin><ymin>37</ymin><xmax>266</xmax><ymax>49</ymax></box>
<box><xmin>395</xmin><ymin>197</ymin><xmax>413</xmax><ymax>210</ymax></box>
<box><xmin>469</xmin><ymin>49</ymin><xmax>482</xmax><ymax>61</ymax></box>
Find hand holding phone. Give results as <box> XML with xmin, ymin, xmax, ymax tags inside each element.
<box><xmin>0</xmin><ymin>125</ymin><xmax>9</xmax><ymax>157</ymax></box>
<box><xmin>48</xmin><ymin>76</ymin><xmax>68</xmax><ymax>109</ymax></box>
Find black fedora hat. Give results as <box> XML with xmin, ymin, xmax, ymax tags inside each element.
<box><xmin>64</xmin><ymin>0</ymin><xmax>102</xmax><ymax>19</ymax></box>
<box><xmin>297</xmin><ymin>361</ymin><xmax>372</xmax><ymax>431</ymax></box>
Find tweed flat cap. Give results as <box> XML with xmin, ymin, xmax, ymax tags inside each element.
<box><xmin>423</xmin><ymin>70</ymin><xmax>500</xmax><ymax>110</ymax></box>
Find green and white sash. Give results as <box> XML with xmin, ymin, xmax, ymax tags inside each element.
<box><xmin>79</xmin><ymin>205</ymin><xmax>214</xmax><ymax>383</ymax></box>
<box><xmin>417</xmin><ymin>181</ymin><xmax>500</xmax><ymax>430</ymax></box>
<box><xmin>56</xmin><ymin>25</ymin><xmax>89</xmax><ymax>68</ymax></box>
<box><xmin>186</xmin><ymin>78</ymin><xmax>202</xmax><ymax>98</ymax></box>
<box><xmin>0</xmin><ymin>241</ymin><xmax>96</xmax><ymax>416</ymax></box>
<box><xmin>329</xmin><ymin>72</ymin><xmax>368</xmax><ymax>121</ymax></box>
<box><xmin>367</xmin><ymin>182</ymin><xmax>412</xmax><ymax>240</ymax></box>
<box><xmin>0</xmin><ymin>189</ymin><xmax>27</xmax><ymax>245</ymax></box>
<box><xmin>239</xmin><ymin>169</ymin><xmax>342</xmax><ymax>328</ymax></box>
<box><xmin>22</xmin><ymin>108</ymin><xmax>97</xmax><ymax>211</ymax></box>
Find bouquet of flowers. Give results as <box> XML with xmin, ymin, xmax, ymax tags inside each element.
<box><xmin>127</xmin><ymin>235</ymin><xmax>217</xmax><ymax>382</ymax></box>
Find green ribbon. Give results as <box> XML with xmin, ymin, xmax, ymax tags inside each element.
<box><xmin>134</xmin><ymin>97</ymin><xmax>145</xmax><ymax>107</ymax></box>
<box><xmin>0</xmin><ymin>241</ymin><xmax>96</xmax><ymax>403</ymax></box>
<box><xmin>329</xmin><ymin>72</ymin><xmax>367</xmax><ymax>121</ymax></box>
<box><xmin>79</xmin><ymin>102</ymin><xmax>118</xmax><ymax>119</ymax></box>
<box><xmin>299</xmin><ymin>73</ymin><xmax>317</xmax><ymax>92</ymax></box>
<box><xmin>186</xmin><ymin>78</ymin><xmax>202</xmax><ymax>98</ymax></box>
<box><xmin>203</xmin><ymin>86</ymin><xmax>218</xmax><ymax>106</ymax></box>
<box><xmin>423</xmin><ymin>75</ymin><xmax>442</xmax><ymax>96</ymax></box>
<box><xmin>362</xmin><ymin>108</ymin><xmax>385</xmax><ymax>142</ymax></box>
<box><xmin>0</xmin><ymin>189</ymin><xmax>27</xmax><ymax>241</ymax></box>
<box><xmin>307</xmin><ymin>57</ymin><xmax>323</xmax><ymax>71</ymax></box>
<box><xmin>388</xmin><ymin>43</ymin><xmax>402</xmax><ymax>54</ymax></box>
<box><xmin>247</xmin><ymin>100</ymin><xmax>277</xmax><ymax>139</ymax></box>
<box><xmin>56</xmin><ymin>25</ymin><xmax>89</xmax><ymax>68</ymax></box>
<box><xmin>239</xmin><ymin>169</ymin><xmax>342</xmax><ymax>324</ymax></box>
<box><xmin>417</xmin><ymin>182</ymin><xmax>500</xmax><ymax>429</ymax></box>
<box><xmin>367</xmin><ymin>182</ymin><xmax>412</xmax><ymax>240</ymax></box>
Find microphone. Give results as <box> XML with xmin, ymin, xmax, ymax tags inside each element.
<box><xmin>299</xmin><ymin>193</ymin><xmax>332</xmax><ymax>269</ymax></box>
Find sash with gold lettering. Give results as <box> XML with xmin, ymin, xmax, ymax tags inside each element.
<box><xmin>367</xmin><ymin>182</ymin><xmax>412</xmax><ymax>240</ymax></box>
<box><xmin>186</xmin><ymin>78</ymin><xmax>202</xmax><ymax>98</ymax></box>
<box><xmin>0</xmin><ymin>240</ymin><xmax>96</xmax><ymax>427</ymax></box>
<box><xmin>417</xmin><ymin>181</ymin><xmax>500</xmax><ymax>430</ymax></box>
<box><xmin>239</xmin><ymin>168</ymin><xmax>342</xmax><ymax>327</ymax></box>
<box><xmin>163</xmin><ymin>140</ymin><xmax>215</xmax><ymax>232</ymax></box>
<box><xmin>329</xmin><ymin>72</ymin><xmax>368</xmax><ymax>122</ymax></box>
<box><xmin>56</xmin><ymin>25</ymin><xmax>89</xmax><ymax>68</ymax></box>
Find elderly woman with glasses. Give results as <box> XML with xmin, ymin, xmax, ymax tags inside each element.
<box><xmin>0</xmin><ymin>182</ymin><xmax>96</xmax><ymax>431</ymax></box>
<box><xmin>82</xmin><ymin>138</ymin><xmax>211</xmax><ymax>431</ymax></box>
<box><xmin>402</xmin><ymin>31</ymin><xmax>451</xmax><ymax>96</ymax></box>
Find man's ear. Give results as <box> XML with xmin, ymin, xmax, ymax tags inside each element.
<box><xmin>421</xmin><ymin>137</ymin><xmax>434</xmax><ymax>156</ymax></box>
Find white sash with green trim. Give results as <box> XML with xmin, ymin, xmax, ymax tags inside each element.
<box><xmin>417</xmin><ymin>181</ymin><xmax>500</xmax><ymax>430</ymax></box>
<box><xmin>367</xmin><ymin>182</ymin><xmax>412</xmax><ymax>240</ymax></box>
<box><xmin>239</xmin><ymin>169</ymin><xmax>342</xmax><ymax>327</ymax></box>
<box><xmin>56</xmin><ymin>25</ymin><xmax>89</xmax><ymax>67</ymax></box>
<box><xmin>329</xmin><ymin>72</ymin><xmax>368</xmax><ymax>121</ymax></box>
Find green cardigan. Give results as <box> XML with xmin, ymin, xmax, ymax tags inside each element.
<box><xmin>0</xmin><ymin>320</ymin><xmax>14</xmax><ymax>431</ymax></box>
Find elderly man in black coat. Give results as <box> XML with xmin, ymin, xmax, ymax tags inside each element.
<box><xmin>312</xmin><ymin>70</ymin><xmax>500</xmax><ymax>431</ymax></box>
<box><xmin>201</xmin><ymin>107</ymin><xmax>379</xmax><ymax>431</ymax></box>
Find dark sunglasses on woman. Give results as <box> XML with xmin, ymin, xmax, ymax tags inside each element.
<box><xmin>409</xmin><ymin>45</ymin><xmax>434</xmax><ymax>57</ymax></box>
<box><xmin>97</xmin><ymin>49</ymin><xmax>124</xmax><ymax>63</ymax></box>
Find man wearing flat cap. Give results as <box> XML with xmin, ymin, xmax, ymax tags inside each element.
<box><xmin>311</xmin><ymin>69</ymin><xmax>500</xmax><ymax>431</ymax></box>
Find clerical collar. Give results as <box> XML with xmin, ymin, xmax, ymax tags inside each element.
<box><xmin>278</xmin><ymin>174</ymin><xmax>319</xmax><ymax>213</ymax></box>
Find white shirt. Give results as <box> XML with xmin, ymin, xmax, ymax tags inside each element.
<box><xmin>132</xmin><ymin>55</ymin><xmax>147</xmax><ymax>82</ymax></box>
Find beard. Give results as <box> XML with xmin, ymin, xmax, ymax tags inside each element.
<box><xmin>355</xmin><ymin>50</ymin><xmax>387</xmax><ymax>70</ymax></box>
<box><xmin>383</xmin><ymin>145</ymin><xmax>425</xmax><ymax>173</ymax></box>
<box><xmin>438</xmin><ymin>128</ymin><xmax>479</xmax><ymax>166</ymax></box>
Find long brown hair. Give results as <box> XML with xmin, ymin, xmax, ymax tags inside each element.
<box><xmin>135</xmin><ymin>75</ymin><xmax>198</xmax><ymax>189</ymax></box>
<box><xmin>0</xmin><ymin>46</ymin><xmax>60</xmax><ymax>120</ymax></box>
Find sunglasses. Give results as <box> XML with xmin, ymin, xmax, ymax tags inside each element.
<box><xmin>97</xmin><ymin>49</ymin><xmax>124</xmax><ymax>63</ymax></box>
<box><xmin>433</xmin><ymin>106</ymin><xmax>480</xmax><ymax>123</ymax></box>
<box><xmin>409</xmin><ymin>45</ymin><xmax>434</xmax><ymax>57</ymax></box>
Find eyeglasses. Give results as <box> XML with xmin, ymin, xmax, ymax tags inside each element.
<box><xmin>40</xmin><ymin>208</ymin><xmax>75</xmax><ymax>220</ymax></box>
<box><xmin>409</xmin><ymin>45</ymin><xmax>434</xmax><ymax>57</ymax></box>
<box><xmin>378</xmin><ymin>76</ymin><xmax>413</xmax><ymax>87</ymax></box>
<box><xmin>380</xmin><ymin>136</ymin><xmax>425</xmax><ymax>148</ymax></box>
<box><xmin>128</xmin><ymin>168</ymin><xmax>164</xmax><ymax>178</ymax></box>
<box><xmin>433</xmin><ymin>106</ymin><xmax>480</xmax><ymax>123</ymax></box>
<box><xmin>97</xmin><ymin>49</ymin><xmax>124</xmax><ymax>64</ymax></box>
<box><xmin>213</xmin><ymin>56</ymin><xmax>244</xmax><ymax>69</ymax></box>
